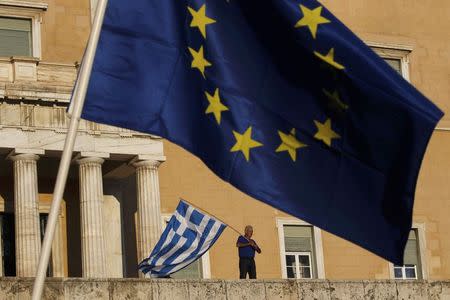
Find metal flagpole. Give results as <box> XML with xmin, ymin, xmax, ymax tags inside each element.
<box><xmin>31</xmin><ymin>0</ymin><xmax>108</xmax><ymax>299</ymax></box>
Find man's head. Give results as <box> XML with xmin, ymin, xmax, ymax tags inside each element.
<box><xmin>244</xmin><ymin>225</ymin><xmax>253</xmax><ymax>238</ymax></box>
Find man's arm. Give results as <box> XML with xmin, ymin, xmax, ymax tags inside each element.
<box><xmin>250</xmin><ymin>240</ymin><xmax>262</xmax><ymax>254</ymax></box>
<box><xmin>236</xmin><ymin>237</ymin><xmax>251</xmax><ymax>248</ymax></box>
<box><xmin>236</xmin><ymin>241</ymin><xmax>251</xmax><ymax>248</ymax></box>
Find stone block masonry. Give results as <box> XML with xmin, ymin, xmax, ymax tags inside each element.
<box><xmin>0</xmin><ymin>278</ymin><xmax>448</xmax><ymax>299</ymax></box>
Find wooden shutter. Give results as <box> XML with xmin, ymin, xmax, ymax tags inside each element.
<box><xmin>0</xmin><ymin>17</ymin><xmax>32</xmax><ymax>57</ymax></box>
<box><xmin>404</xmin><ymin>230</ymin><xmax>419</xmax><ymax>265</ymax></box>
<box><xmin>384</xmin><ymin>58</ymin><xmax>402</xmax><ymax>74</ymax></box>
<box><xmin>283</xmin><ymin>225</ymin><xmax>312</xmax><ymax>252</ymax></box>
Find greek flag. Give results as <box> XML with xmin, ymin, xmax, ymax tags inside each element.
<box><xmin>138</xmin><ymin>200</ymin><xmax>226</xmax><ymax>277</ymax></box>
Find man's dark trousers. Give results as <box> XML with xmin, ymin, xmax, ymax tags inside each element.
<box><xmin>239</xmin><ymin>257</ymin><xmax>256</xmax><ymax>279</ymax></box>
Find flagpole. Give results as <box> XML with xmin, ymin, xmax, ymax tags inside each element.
<box><xmin>31</xmin><ymin>1</ymin><xmax>108</xmax><ymax>299</ymax></box>
<box><xmin>180</xmin><ymin>198</ymin><xmax>245</xmax><ymax>237</ymax></box>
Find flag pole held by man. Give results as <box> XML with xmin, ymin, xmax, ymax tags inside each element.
<box><xmin>81</xmin><ymin>0</ymin><xmax>443</xmax><ymax>265</ymax></box>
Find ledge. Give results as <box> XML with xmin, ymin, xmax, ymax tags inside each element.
<box><xmin>0</xmin><ymin>278</ymin><xmax>448</xmax><ymax>299</ymax></box>
<box><xmin>0</xmin><ymin>0</ymin><xmax>48</xmax><ymax>10</ymax></box>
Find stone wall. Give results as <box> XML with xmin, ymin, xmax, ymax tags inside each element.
<box><xmin>0</xmin><ymin>278</ymin><xmax>448</xmax><ymax>300</ymax></box>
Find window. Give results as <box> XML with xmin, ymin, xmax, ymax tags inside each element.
<box><xmin>0</xmin><ymin>3</ymin><xmax>46</xmax><ymax>58</ymax></box>
<box><xmin>277</xmin><ymin>219</ymin><xmax>325</xmax><ymax>279</ymax></box>
<box><xmin>284</xmin><ymin>226</ymin><xmax>314</xmax><ymax>279</ymax></box>
<box><xmin>161</xmin><ymin>215</ymin><xmax>211</xmax><ymax>279</ymax></box>
<box><xmin>368</xmin><ymin>42</ymin><xmax>411</xmax><ymax>81</ymax></box>
<box><xmin>0</xmin><ymin>17</ymin><xmax>32</xmax><ymax>57</ymax></box>
<box><xmin>393</xmin><ymin>229</ymin><xmax>423</xmax><ymax>280</ymax></box>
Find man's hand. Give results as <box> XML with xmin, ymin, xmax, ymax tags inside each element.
<box><xmin>249</xmin><ymin>239</ymin><xmax>262</xmax><ymax>254</ymax></box>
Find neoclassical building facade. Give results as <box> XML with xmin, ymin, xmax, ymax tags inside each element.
<box><xmin>0</xmin><ymin>58</ymin><xmax>166</xmax><ymax>278</ymax></box>
<box><xmin>0</xmin><ymin>0</ymin><xmax>449</xmax><ymax>281</ymax></box>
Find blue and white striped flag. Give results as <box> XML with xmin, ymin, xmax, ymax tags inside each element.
<box><xmin>138</xmin><ymin>200</ymin><xmax>226</xmax><ymax>277</ymax></box>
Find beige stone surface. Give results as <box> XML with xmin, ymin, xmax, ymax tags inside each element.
<box><xmin>1</xmin><ymin>278</ymin><xmax>450</xmax><ymax>299</ymax></box>
<box><xmin>265</xmin><ymin>280</ymin><xmax>299</xmax><ymax>300</ymax></box>
<box><xmin>187</xmin><ymin>280</ymin><xmax>226</xmax><ymax>300</ymax></box>
<box><xmin>396</xmin><ymin>281</ymin><xmax>429</xmax><ymax>300</ymax></box>
<box><xmin>0</xmin><ymin>278</ymin><xmax>15</xmax><ymax>300</ymax></box>
<box><xmin>63</xmin><ymin>279</ymin><xmax>109</xmax><ymax>300</ymax></box>
<box><xmin>225</xmin><ymin>280</ymin><xmax>266</xmax><ymax>300</ymax></box>
<box><xmin>153</xmin><ymin>280</ymin><xmax>189</xmax><ymax>300</ymax></box>
<box><xmin>110</xmin><ymin>280</ymin><xmax>153</xmax><ymax>300</ymax></box>
<box><xmin>329</xmin><ymin>281</ymin><xmax>365</xmax><ymax>300</ymax></box>
<box><xmin>441</xmin><ymin>281</ymin><xmax>450</xmax><ymax>300</ymax></box>
<box><xmin>363</xmin><ymin>281</ymin><xmax>397</xmax><ymax>300</ymax></box>
<box><xmin>297</xmin><ymin>281</ymin><xmax>331</xmax><ymax>300</ymax></box>
<box><xmin>103</xmin><ymin>195</ymin><xmax>123</xmax><ymax>278</ymax></box>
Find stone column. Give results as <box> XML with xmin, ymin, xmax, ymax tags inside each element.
<box><xmin>77</xmin><ymin>157</ymin><xmax>107</xmax><ymax>278</ymax></box>
<box><xmin>133</xmin><ymin>159</ymin><xmax>163</xmax><ymax>266</ymax></box>
<box><xmin>11</xmin><ymin>153</ymin><xmax>41</xmax><ymax>277</ymax></box>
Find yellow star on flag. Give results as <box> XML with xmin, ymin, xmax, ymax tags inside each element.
<box><xmin>323</xmin><ymin>89</ymin><xmax>349</xmax><ymax>110</ymax></box>
<box><xmin>295</xmin><ymin>5</ymin><xmax>330</xmax><ymax>39</ymax></box>
<box><xmin>276</xmin><ymin>128</ymin><xmax>307</xmax><ymax>162</ymax></box>
<box><xmin>205</xmin><ymin>88</ymin><xmax>229</xmax><ymax>124</ymax></box>
<box><xmin>188</xmin><ymin>46</ymin><xmax>211</xmax><ymax>78</ymax></box>
<box><xmin>230</xmin><ymin>127</ymin><xmax>263</xmax><ymax>161</ymax></box>
<box><xmin>314</xmin><ymin>48</ymin><xmax>345</xmax><ymax>70</ymax></box>
<box><xmin>314</xmin><ymin>118</ymin><xmax>340</xmax><ymax>146</ymax></box>
<box><xmin>187</xmin><ymin>4</ymin><xmax>216</xmax><ymax>39</ymax></box>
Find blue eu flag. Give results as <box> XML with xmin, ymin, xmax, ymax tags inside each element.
<box><xmin>82</xmin><ymin>0</ymin><xmax>443</xmax><ymax>264</ymax></box>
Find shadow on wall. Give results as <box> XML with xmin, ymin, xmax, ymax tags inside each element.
<box><xmin>63</xmin><ymin>180</ymin><xmax>82</xmax><ymax>277</ymax></box>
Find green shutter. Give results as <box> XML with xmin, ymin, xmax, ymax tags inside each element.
<box><xmin>384</xmin><ymin>58</ymin><xmax>402</xmax><ymax>74</ymax></box>
<box><xmin>0</xmin><ymin>17</ymin><xmax>32</xmax><ymax>57</ymax></box>
<box><xmin>283</xmin><ymin>225</ymin><xmax>313</xmax><ymax>252</ymax></box>
<box><xmin>404</xmin><ymin>230</ymin><xmax>419</xmax><ymax>265</ymax></box>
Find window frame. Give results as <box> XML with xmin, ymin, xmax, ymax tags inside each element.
<box><xmin>276</xmin><ymin>218</ymin><xmax>325</xmax><ymax>279</ymax></box>
<box><xmin>394</xmin><ymin>264</ymin><xmax>418</xmax><ymax>280</ymax></box>
<box><xmin>389</xmin><ymin>223</ymin><xmax>428</xmax><ymax>280</ymax></box>
<box><xmin>285</xmin><ymin>251</ymin><xmax>313</xmax><ymax>279</ymax></box>
<box><xmin>0</xmin><ymin>2</ymin><xmax>46</xmax><ymax>58</ymax></box>
<box><xmin>367</xmin><ymin>41</ymin><xmax>412</xmax><ymax>82</ymax></box>
<box><xmin>161</xmin><ymin>214</ymin><xmax>212</xmax><ymax>279</ymax></box>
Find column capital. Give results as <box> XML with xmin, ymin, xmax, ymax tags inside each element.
<box><xmin>9</xmin><ymin>153</ymin><xmax>40</xmax><ymax>162</ymax></box>
<box><xmin>76</xmin><ymin>157</ymin><xmax>105</xmax><ymax>165</ymax></box>
<box><xmin>132</xmin><ymin>159</ymin><xmax>162</xmax><ymax>170</ymax></box>
<box><xmin>7</xmin><ymin>148</ymin><xmax>44</xmax><ymax>161</ymax></box>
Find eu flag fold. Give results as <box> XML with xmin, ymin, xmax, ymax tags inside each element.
<box><xmin>82</xmin><ymin>0</ymin><xmax>443</xmax><ymax>264</ymax></box>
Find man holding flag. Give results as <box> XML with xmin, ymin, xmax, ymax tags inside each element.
<box><xmin>237</xmin><ymin>225</ymin><xmax>261</xmax><ymax>279</ymax></box>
